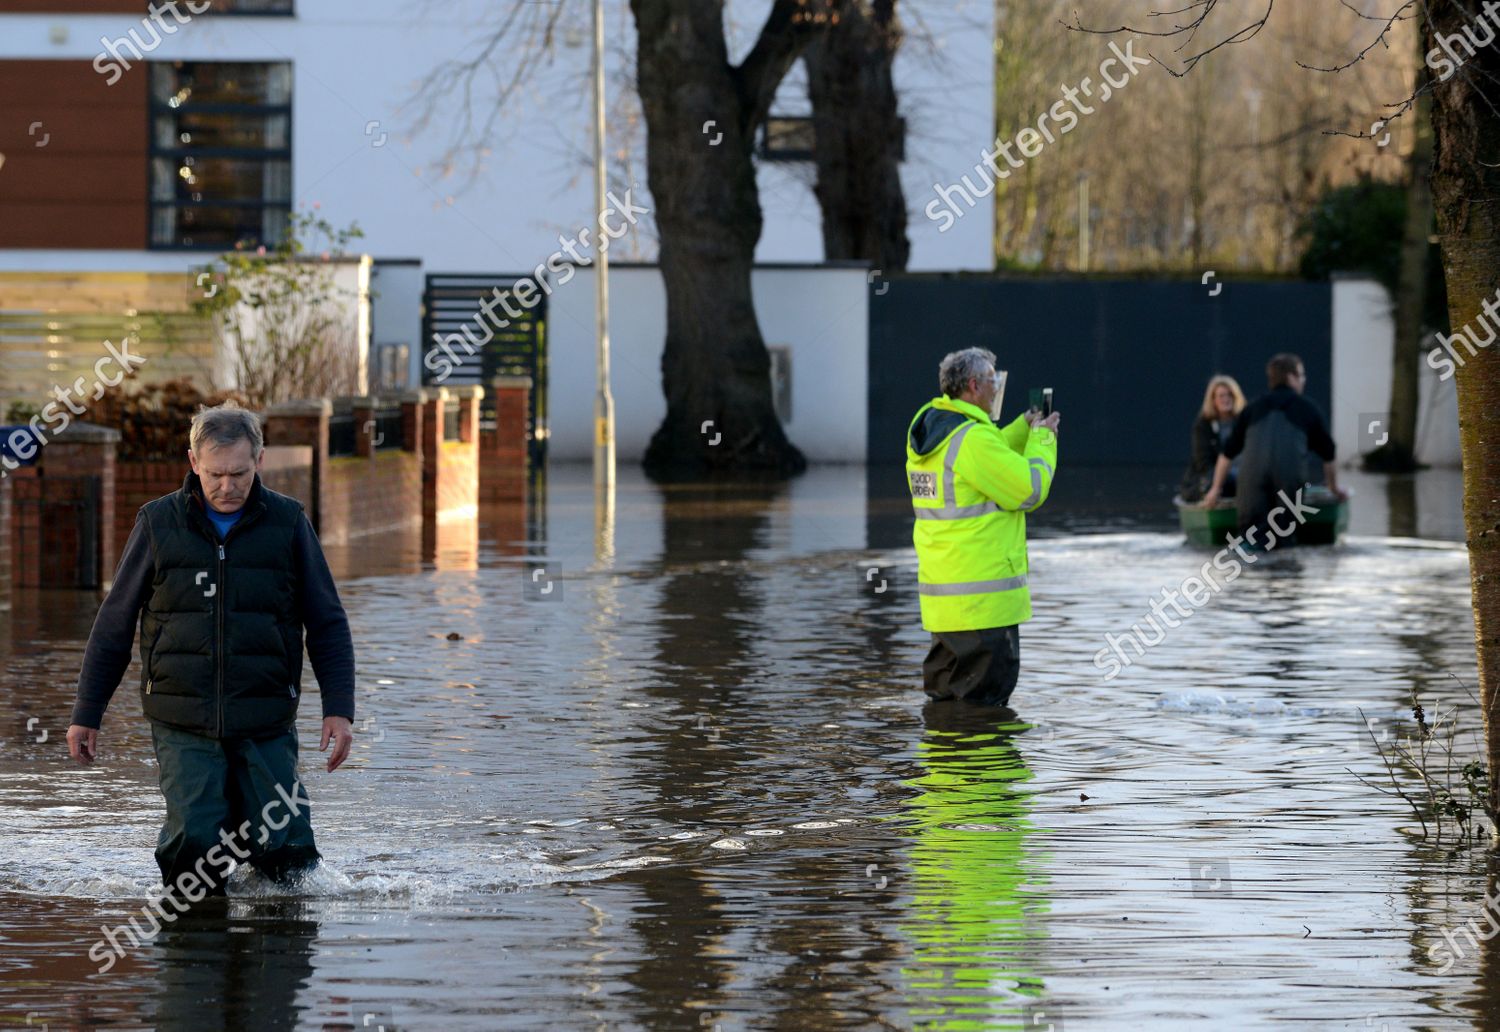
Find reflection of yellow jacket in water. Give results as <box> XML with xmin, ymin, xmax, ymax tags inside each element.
<box><xmin>905</xmin><ymin>397</ymin><xmax>1058</xmax><ymax>632</ymax></box>
<box><xmin>901</xmin><ymin>721</ymin><xmax>1047</xmax><ymax>1026</ymax></box>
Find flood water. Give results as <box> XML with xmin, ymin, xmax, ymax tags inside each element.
<box><xmin>1</xmin><ymin>463</ymin><xmax>1490</xmax><ymax>1030</ymax></box>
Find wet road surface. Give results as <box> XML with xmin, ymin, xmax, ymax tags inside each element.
<box><xmin>0</xmin><ymin>464</ymin><xmax>1487</xmax><ymax>1030</ymax></box>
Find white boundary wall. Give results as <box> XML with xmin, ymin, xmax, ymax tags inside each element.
<box><xmin>1331</xmin><ymin>276</ymin><xmax>1461</xmax><ymax>468</ymax></box>
<box><xmin>544</xmin><ymin>265</ymin><xmax>868</xmax><ymax>463</ymax></box>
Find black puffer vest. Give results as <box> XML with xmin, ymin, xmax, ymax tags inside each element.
<box><xmin>139</xmin><ymin>473</ymin><xmax>305</xmax><ymax>738</ymax></box>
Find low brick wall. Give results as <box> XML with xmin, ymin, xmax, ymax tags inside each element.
<box><xmin>116</xmin><ymin>459</ymin><xmax>184</xmax><ymax>555</ymax></box>
<box><xmin>261</xmin><ymin>446</ymin><xmax>315</xmax><ymax>512</ymax></box>
<box><xmin>113</xmin><ymin>446</ymin><xmax>313</xmax><ymax>545</ymax></box>
<box><xmin>12</xmin><ymin>473</ymin><xmax>94</xmax><ymax>588</ymax></box>
<box><xmin>7</xmin><ymin>423</ymin><xmax>120</xmax><ymax>589</ymax></box>
<box><xmin>322</xmin><ymin>450</ymin><xmax>423</xmax><ymax>546</ymax></box>
<box><xmin>480</xmin><ymin>376</ymin><xmax>531</xmax><ymax>503</ymax></box>
<box><xmin>262</xmin><ymin>400</ymin><xmax>329</xmax><ymax>529</ymax></box>
<box><xmin>436</xmin><ymin>440</ymin><xmax>478</xmax><ymax>521</ymax></box>
<box><xmin>419</xmin><ymin>387</ymin><xmax>481</xmax><ymax>526</ymax></box>
<box><xmin>2</xmin><ymin>383</ymin><xmax>523</xmax><ymax>591</ymax></box>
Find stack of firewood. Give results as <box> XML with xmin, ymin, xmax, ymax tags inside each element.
<box><xmin>81</xmin><ymin>379</ymin><xmax>248</xmax><ymax>460</ymax></box>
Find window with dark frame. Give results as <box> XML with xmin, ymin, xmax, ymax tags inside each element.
<box><xmin>0</xmin><ymin>1</ymin><xmax>292</xmax><ymax>16</ymax></box>
<box><xmin>758</xmin><ymin>116</ymin><xmax>816</xmax><ymax>162</ymax></box>
<box><xmin>148</xmin><ymin>61</ymin><xmax>292</xmax><ymax>251</ymax></box>
<box><xmin>196</xmin><ymin>0</ymin><xmax>297</xmax><ymax>13</ymax></box>
<box><xmin>756</xmin><ymin>114</ymin><xmax>908</xmax><ymax>163</ymax></box>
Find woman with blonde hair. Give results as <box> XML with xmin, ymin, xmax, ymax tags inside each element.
<box><xmin>1179</xmin><ymin>374</ymin><xmax>1245</xmax><ymax>503</ymax></box>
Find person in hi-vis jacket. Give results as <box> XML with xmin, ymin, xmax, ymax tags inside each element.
<box><xmin>905</xmin><ymin>348</ymin><xmax>1059</xmax><ymax>707</ymax></box>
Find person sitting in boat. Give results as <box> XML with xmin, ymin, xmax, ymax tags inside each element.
<box><xmin>1178</xmin><ymin>374</ymin><xmax>1245</xmax><ymax>503</ymax></box>
<box><xmin>1200</xmin><ymin>353</ymin><xmax>1347</xmax><ymax>541</ymax></box>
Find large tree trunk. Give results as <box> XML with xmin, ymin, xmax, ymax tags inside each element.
<box><xmin>802</xmin><ymin>0</ymin><xmax>909</xmax><ymax>271</ymax></box>
<box><xmin>633</xmin><ymin>0</ymin><xmax>818</xmax><ymax>480</ymax></box>
<box><xmin>1367</xmin><ymin>54</ymin><xmax>1434</xmax><ymax>473</ymax></box>
<box><xmin>1425</xmin><ymin>2</ymin><xmax>1500</xmax><ymax>826</ymax></box>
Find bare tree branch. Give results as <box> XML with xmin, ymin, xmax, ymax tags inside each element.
<box><xmin>1065</xmin><ymin>0</ymin><xmax>1276</xmax><ymax>75</ymax></box>
<box><xmin>404</xmin><ymin>0</ymin><xmax>573</xmax><ymax>189</ymax></box>
<box><xmin>734</xmin><ymin>0</ymin><xmax>845</xmax><ymax>136</ymax></box>
<box><xmin>1298</xmin><ymin>0</ymin><xmax>1416</xmax><ymax>72</ymax></box>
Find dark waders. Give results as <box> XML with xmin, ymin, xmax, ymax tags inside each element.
<box><xmin>1235</xmin><ymin>409</ymin><xmax>1310</xmax><ymax>544</ymax></box>
<box><xmin>151</xmin><ymin>723</ymin><xmax>319</xmax><ymax>896</ymax></box>
<box><xmin>922</xmin><ymin>625</ymin><xmax>1022</xmax><ymax>708</ymax></box>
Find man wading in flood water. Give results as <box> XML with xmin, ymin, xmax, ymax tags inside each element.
<box><xmin>67</xmin><ymin>402</ymin><xmax>356</xmax><ymax>897</ymax></box>
<box><xmin>905</xmin><ymin>348</ymin><xmax>1060</xmax><ymax>708</ymax></box>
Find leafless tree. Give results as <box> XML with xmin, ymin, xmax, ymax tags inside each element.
<box><xmin>409</xmin><ymin>0</ymin><xmax>846</xmax><ymax>478</ymax></box>
<box><xmin>1075</xmin><ymin>0</ymin><xmax>1500</xmax><ymax>840</ymax></box>
<box><xmin>803</xmin><ymin>0</ymin><xmax>910</xmax><ymax>270</ymax></box>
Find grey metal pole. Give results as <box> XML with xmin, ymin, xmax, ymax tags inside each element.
<box><xmin>1078</xmin><ymin>171</ymin><xmax>1090</xmax><ymax>273</ymax></box>
<box><xmin>592</xmin><ymin>0</ymin><xmax>615</xmax><ymax>491</ymax></box>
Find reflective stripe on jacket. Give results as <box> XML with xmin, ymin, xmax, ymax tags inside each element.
<box><xmin>905</xmin><ymin>396</ymin><xmax>1057</xmax><ymax>632</ymax></box>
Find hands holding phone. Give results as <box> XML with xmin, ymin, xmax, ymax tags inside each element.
<box><xmin>1026</xmin><ymin>390</ymin><xmax>1062</xmax><ymax>432</ymax></box>
<box><xmin>1027</xmin><ymin>409</ymin><xmax>1061</xmax><ymax>433</ymax></box>
<box><xmin>1025</xmin><ymin>387</ymin><xmax>1059</xmax><ymax>433</ymax></box>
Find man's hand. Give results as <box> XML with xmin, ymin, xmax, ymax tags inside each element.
<box><xmin>1200</xmin><ymin>488</ymin><xmax>1221</xmax><ymax>509</ymax></box>
<box><xmin>67</xmin><ymin>724</ymin><xmax>98</xmax><ymax>765</ymax></box>
<box><xmin>320</xmin><ymin>716</ymin><xmax>353</xmax><ymax>773</ymax></box>
<box><xmin>1032</xmin><ymin>408</ymin><xmax>1068</xmax><ymax>432</ymax></box>
<box><xmin>1323</xmin><ymin>462</ymin><xmax>1350</xmax><ymax>502</ymax></box>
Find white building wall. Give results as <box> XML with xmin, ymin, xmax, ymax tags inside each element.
<box><xmin>0</xmin><ymin>0</ymin><xmax>991</xmax><ymax>274</ymax></box>
<box><xmin>368</xmin><ymin>260</ymin><xmax>423</xmax><ymax>387</ymax></box>
<box><xmin>751</xmin><ymin>0</ymin><xmax>995</xmax><ymax>271</ymax></box>
<box><xmin>1331</xmin><ymin>276</ymin><xmax>1461</xmax><ymax>468</ymax></box>
<box><xmin>214</xmin><ymin>256</ymin><xmax>371</xmax><ymax>394</ymax></box>
<box><xmin>546</xmin><ymin>265</ymin><xmax>868</xmax><ymax>463</ymax></box>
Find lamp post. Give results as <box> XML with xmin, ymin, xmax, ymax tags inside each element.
<box><xmin>1077</xmin><ymin>171</ymin><xmax>1091</xmax><ymax>273</ymax></box>
<box><xmin>591</xmin><ymin>0</ymin><xmax>615</xmax><ymax>492</ymax></box>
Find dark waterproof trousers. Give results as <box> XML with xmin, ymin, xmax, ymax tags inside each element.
<box><xmin>151</xmin><ymin>722</ymin><xmax>320</xmax><ymax>895</ymax></box>
<box><xmin>922</xmin><ymin>625</ymin><xmax>1021</xmax><ymax>707</ymax></box>
<box><xmin>1236</xmin><ymin>409</ymin><xmax>1310</xmax><ymax>543</ymax></box>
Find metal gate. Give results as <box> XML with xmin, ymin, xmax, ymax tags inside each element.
<box><xmin>420</xmin><ymin>273</ymin><xmax>548</xmax><ymax>466</ymax></box>
<box><xmin>13</xmin><ymin>474</ymin><xmax>101</xmax><ymax>588</ymax></box>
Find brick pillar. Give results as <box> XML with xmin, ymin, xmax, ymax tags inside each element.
<box><xmin>452</xmin><ymin>385</ymin><xmax>483</xmax><ymax>444</ymax></box>
<box><xmin>421</xmin><ymin>387</ymin><xmax>448</xmax><ymax>528</ymax></box>
<box><xmin>398</xmin><ymin>388</ymin><xmax>427</xmax><ymax>454</ymax></box>
<box><xmin>9</xmin><ymin>467</ymin><xmax>38</xmax><ymax>589</ymax></box>
<box><xmin>36</xmin><ymin>422</ymin><xmax>120</xmax><ymax>589</ymax></box>
<box><xmin>352</xmin><ymin>396</ymin><xmax>377</xmax><ymax>459</ymax></box>
<box><xmin>263</xmin><ymin>399</ymin><xmax>330</xmax><ymax>532</ymax></box>
<box><xmin>483</xmin><ymin>375</ymin><xmax>532</xmax><ymax>503</ymax></box>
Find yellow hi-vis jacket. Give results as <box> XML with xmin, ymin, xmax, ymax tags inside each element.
<box><xmin>906</xmin><ymin>396</ymin><xmax>1058</xmax><ymax>632</ymax></box>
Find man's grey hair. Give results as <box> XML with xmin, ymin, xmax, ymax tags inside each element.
<box><xmin>939</xmin><ymin>347</ymin><xmax>997</xmax><ymax>398</ymax></box>
<box><xmin>189</xmin><ymin>401</ymin><xmax>264</xmax><ymax>458</ymax></box>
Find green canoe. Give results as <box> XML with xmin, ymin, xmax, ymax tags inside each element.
<box><xmin>1174</xmin><ymin>488</ymin><xmax>1350</xmax><ymax>547</ymax></box>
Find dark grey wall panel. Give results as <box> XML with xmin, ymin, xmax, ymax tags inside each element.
<box><xmin>868</xmin><ymin>276</ymin><xmax>1333</xmax><ymax>471</ymax></box>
